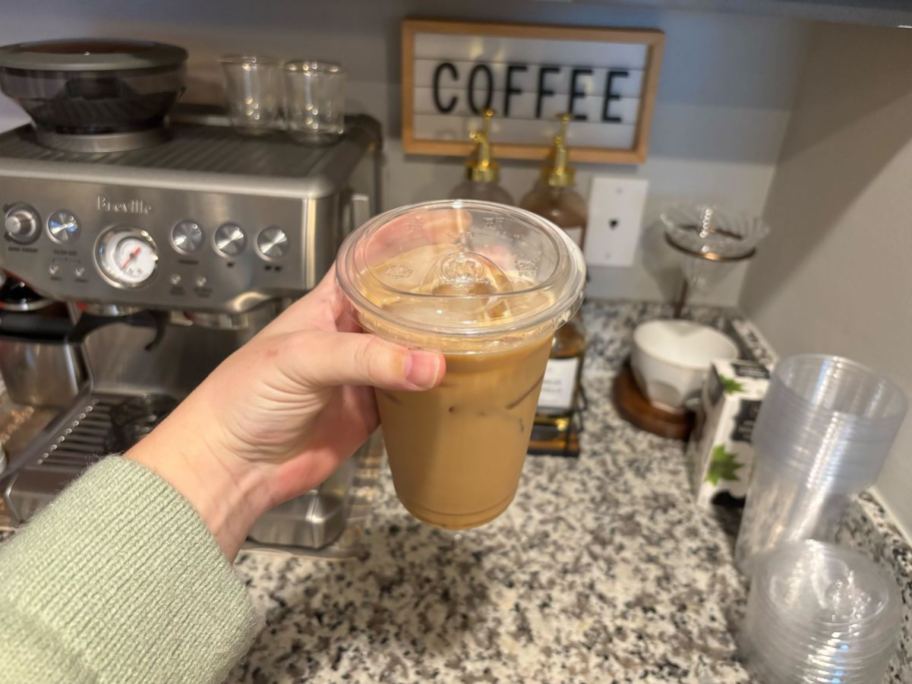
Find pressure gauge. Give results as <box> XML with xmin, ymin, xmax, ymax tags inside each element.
<box><xmin>95</xmin><ymin>227</ymin><xmax>159</xmax><ymax>287</ymax></box>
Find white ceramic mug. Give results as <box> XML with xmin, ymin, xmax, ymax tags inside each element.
<box><xmin>631</xmin><ymin>319</ymin><xmax>738</xmax><ymax>412</ymax></box>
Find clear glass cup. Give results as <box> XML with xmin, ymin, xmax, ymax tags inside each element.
<box><xmin>336</xmin><ymin>200</ymin><xmax>586</xmax><ymax>529</ymax></box>
<box><xmin>283</xmin><ymin>60</ymin><xmax>345</xmax><ymax>143</ymax></box>
<box><xmin>219</xmin><ymin>55</ymin><xmax>282</xmax><ymax>135</ymax></box>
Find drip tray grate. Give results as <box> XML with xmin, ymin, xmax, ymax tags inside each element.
<box><xmin>36</xmin><ymin>394</ymin><xmax>150</xmax><ymax>470</ymax></box>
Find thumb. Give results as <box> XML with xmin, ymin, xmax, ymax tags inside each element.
<box><xmin>284</xmin><ymin>330</ymin><xmax>445</xmax><ymax>391</ymax></box>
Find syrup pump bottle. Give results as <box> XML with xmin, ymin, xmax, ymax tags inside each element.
<box><xmin>519</xmin><ymin>113</ymin><xmax>588</xmax><ymax>247</ymax></box>
<box><xmin>523</xmin><ymin>114</ymin><xmax>588</xmax><ymax>456</ymax></box>
<box><xmin>449</xmin><ymin>109</ymin><xmax>514</xmax><ymax>205</ymax></box>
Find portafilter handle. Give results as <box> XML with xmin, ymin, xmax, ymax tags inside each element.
<box><xmin>66</xmin><ymin>309</ymin><xmax>169</xmax><ymax>351</ymax></box>
<box><xmin>0</xmin><ymin>310</ymin><xmax>73</xmax><ymax>339</ymax></box>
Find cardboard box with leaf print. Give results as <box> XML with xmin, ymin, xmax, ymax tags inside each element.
<box><xmin>687</xmin><ymin>359</ymin><xmax>770</xmax><ymax>508</ymax></box>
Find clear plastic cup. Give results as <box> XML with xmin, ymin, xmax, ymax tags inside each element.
<box><xmin>336</xmin><ymin>200</ymin><xmax>586</xmax><ymax>529</ymax></box>
<box><xmin>220</xmin><ymin>54</ymin><xmax>283</xmax><ymax>134</ymax></box>
<box><xmin>735</xmin><ymin>354</ymin><xmax>906</xmax><ymax>574</ymax></box>
<box><xmin>283</xmin><ymin>60</ymin><xmax>345</xmax><ymax>143</ymax></box>
<box><xmin>741</xmin><ymin>541</ymin><xmax>901</xmax><ymax>684</ymax></box>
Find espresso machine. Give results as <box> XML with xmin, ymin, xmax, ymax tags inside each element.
<box><xmin>0</xmin><ymin>90</ymin><xmax>380</xmax><ymax>548</ymax></box>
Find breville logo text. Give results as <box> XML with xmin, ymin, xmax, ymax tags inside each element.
<box><xmin>97</xmin><ymin>195</ymin><xmax>153</xmax><ymax>215</ymax></box>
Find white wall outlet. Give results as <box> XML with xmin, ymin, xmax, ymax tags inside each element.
<box><xmin>584</xmin><ymin>176</ymin><xmax>649</xmax><ymax>268</ymax></box>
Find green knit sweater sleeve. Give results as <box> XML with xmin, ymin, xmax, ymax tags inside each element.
<box><xmin>0</xmin><ymin>456</ymin><xmax>258</xmax><ymax>683</ymax></box>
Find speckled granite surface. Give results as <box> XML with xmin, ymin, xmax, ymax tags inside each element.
<box><xmin>228</xmin><ymin>302</ymin><xmax>759</xmax><ymax>683</ymax></box>
<box><xmin>2</xmin><ymin>301</ymin><xmax>908</xmax><ymax>682</ymax></box>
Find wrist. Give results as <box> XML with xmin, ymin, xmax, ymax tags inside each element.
<box><xmin>125</xmin><ymin>402</ymin><xmax>274</xmax><ymax>559</ymax></box>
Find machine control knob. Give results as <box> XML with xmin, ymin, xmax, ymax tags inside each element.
<box><xmin>47</xmin><ymin>210</ymin><xmax>80</xmax><ymax>243</ymax></box>
<box><xmin>4</xmin><ymin>205</ymin><xmax>40</xmax><ymax>244</ymax></box>
<box><xmin>214</xmin><ymin>223</ymin><xmax>246</xmax><ymax>257</ymax></box>
<box><xmin>256</xmin><ymin>226</ymin><xmax>288</xmax><ymax>260</ymax></box>
<box><xmin>171</xmin><ymin>220</ymin><xmax>204</xmax><ymax>254</ymax></box>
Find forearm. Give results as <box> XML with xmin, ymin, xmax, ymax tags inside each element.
<box><xmin>0</xmin><ymin>457</ymin><xmax>258</xmax><ymax>684</ymax></box>
<box><xmin>126</xmin><ymin>390</ymin><xmax>275</xmax><ymax>559</ymax></box>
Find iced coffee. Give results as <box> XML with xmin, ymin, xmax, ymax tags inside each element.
<box><xmin>336</xmin><ymin>201</ymin><xmax>585</xmax><ymax>529</ymax></box>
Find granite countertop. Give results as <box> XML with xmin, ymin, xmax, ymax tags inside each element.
<box><xmin>1</xmin><ymin>300</ymin><xmax>907</xmax><ymax>682</ymax></box>
<box><xmin>227</xmin><ymin>301</ymin><xmax>757</xmax><ymax>684</ymax></box>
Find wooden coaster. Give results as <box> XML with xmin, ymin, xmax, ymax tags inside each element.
<box><xmin>612</xmin><ymin>360</ymin><xmax>694</xmax><ymax>441</ymax></box>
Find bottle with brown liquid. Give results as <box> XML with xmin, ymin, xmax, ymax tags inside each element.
<box><xmin>519</xmin><ymin>114</ymin><xmax>587</xmax><ymax>247</ymax></box>
<box><xmin>521</xmin><ymin>114</ymin><xmax>588</xmax><ymax>455</ymax></box>
<box><xmin>449</xmin><ymin>109</ymin><xmax>514</xmax><ymax>205</ymax></box>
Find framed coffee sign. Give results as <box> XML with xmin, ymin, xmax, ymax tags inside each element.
<box><xmin>401</xmin><ymin>19</ymin><xmax>664</xmax><ymax>164</ymax></box>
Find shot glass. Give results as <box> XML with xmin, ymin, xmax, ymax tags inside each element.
<box><xmin>220</xmin><ymin>55</ymin><xmax>282</xmax><ymax>134</ymax></box>
<box><xmin>283</xmin><ymin>60</ymin><xmax>345</xmax><ymax>143</ymax></box>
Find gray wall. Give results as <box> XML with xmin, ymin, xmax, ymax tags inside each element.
<box><xmin>740</xmin><ymin>23</ymin><xmax>912</xmax><ymax>536</ymax></box>
<box><xmin>0</xmin><ymin>0</ymin><xmax>809</xmax><ymax>306</ymax></box>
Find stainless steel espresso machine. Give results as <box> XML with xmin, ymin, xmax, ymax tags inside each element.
<box><xmin>0</xmin><ymin>94</ymin><xmax>380</xmax><ymax>547</ymax></box>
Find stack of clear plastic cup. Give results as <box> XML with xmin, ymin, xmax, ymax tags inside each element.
<box><xmin>742</xmin><ymin>541</ymin><xmax>901</xmax><ymax>683</ymax></box>
<box><xmin>735</xmin><ymin>354</ymin><xmax>907</xmax><ymax>575</ymax></box>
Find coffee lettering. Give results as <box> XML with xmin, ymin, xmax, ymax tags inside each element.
<box><xmin>602</xmin><ymin>69</ymin><xmax>629</xmax><ymax>123</ymax></box>
<box><xmin>467</xmin><ymin>64</ymin><xmax>494</xmax><ymax>114</ymax></box>
<box><xmin>432</xmin><ymin>62</ymin><xmax>459</xmax><ymax>113</ymax></box>
<box><xmin>536</xmin><ymin>65</ymin><xmax>560</xmax><ymax>118</ymax></box>
<box><xmin>503</xmin><ymin>64</ymin><xmax>527</xmax><ymax>117</ymax></box>
<box><xmin>568</xmin><ymin>68</ymin><xmax>592</xmax><ymax>121</ymax></box>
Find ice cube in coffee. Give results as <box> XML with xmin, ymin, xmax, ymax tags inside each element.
<box><xmin>336</xmin><ymin>201</ymin><xmax>586</xmax><ymax>528</ymax></box>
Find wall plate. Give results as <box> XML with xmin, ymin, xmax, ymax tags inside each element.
<box><xmin>584</xmin><ymin>176</ymin><xmax>649</xmax><ymax>268</ymax></box>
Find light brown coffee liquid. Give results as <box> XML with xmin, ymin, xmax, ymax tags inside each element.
<box><xmin>377</xmin><ymin>335</ymin><xmax>552</xmax><ymax>529</ymax></box>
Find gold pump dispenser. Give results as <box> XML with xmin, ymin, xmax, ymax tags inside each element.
<box><xmin>540</xmin><ymin>113</ymin><xmax>575</xmax><ymax>188</ymax></box>
<box><xmin>466</xmin><ymin>109</ymin><xmax>498</xmax><ymax>182</ymax></box>
<box><xmin>449</xmin><ymin>109</ymin><xmax>514</xmax><ymax>205</ymax></box>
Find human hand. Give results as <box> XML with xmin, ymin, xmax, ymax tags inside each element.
<box><xmin>127</xmin><ymin>266</ymin><xmax>445</xmax><ymax>557</ymax></box>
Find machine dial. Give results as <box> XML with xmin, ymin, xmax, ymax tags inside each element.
<box><xmin>95</xmin><ymin>227</ymin><xmax>159</xmax><ymax>288</ymax></box>
<box><xmin>47</xmin><ymin>210</ymin><xmax>81</xmax><ymax>244</ymax></box>
<box><xmin>4</xmin><ymin>204</ymin><xmax>40</xmax><ymax>244</ymax></box>
<box><xmin>171</xmin><ymin>220</ymin><xmax>204</xmax><ymax>254</ymax></box>
<box><xmin>214</xmin><ymin>223</ymin><xmax>246</xmax><ymax>257</ymax></box>
<box><xmin>256</xmin><ymin>226</ymin><xmax>289</xmax><ymax>260</ymax></box>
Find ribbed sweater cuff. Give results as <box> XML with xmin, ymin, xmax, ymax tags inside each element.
<box><xmin>0</xmin><ymin>456</ymin><xmax>257</xmax><ymax>683</ymax></box>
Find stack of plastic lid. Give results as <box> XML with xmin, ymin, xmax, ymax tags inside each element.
<box><xmin>742</xmin><ymin>541</ymin><xmax>901</xmax><ymax>683</ymax></box>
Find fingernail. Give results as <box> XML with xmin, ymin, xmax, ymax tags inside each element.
<box><xmin>405</xmin><ymin>351</ymin><xmax>442</xmax><ymax>389</ymax></box>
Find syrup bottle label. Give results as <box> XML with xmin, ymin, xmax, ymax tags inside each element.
<box><xmin>563</xmin><ymin>226</ymin><xmax>584</xmax><ymax>247</ymax></box>
<box><xmin>538</xmin><ymin>356</ymin><xmax>581</xmax><ymax>410</ymax></box>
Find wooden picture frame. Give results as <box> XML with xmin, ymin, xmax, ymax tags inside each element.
<box><xmin>401</xmin><ymin>19</ymin><xmax>664</xmax><ymax>164</ymax></box>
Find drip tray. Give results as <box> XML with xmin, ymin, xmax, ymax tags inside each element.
<box><xmin>1</xmin><ymin>392</ymin><xmax>159</xmax><ymax>523</ymax></box>
<box><xmin>0</xmin><ymin>390</ymin><xmax>381</xmax><ymax>556</ymax></box>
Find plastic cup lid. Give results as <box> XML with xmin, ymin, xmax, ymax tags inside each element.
<box><xmin>336</xmin><ymin>200</ymin><xmax>586</xmax><ymax>349</ymax></box>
